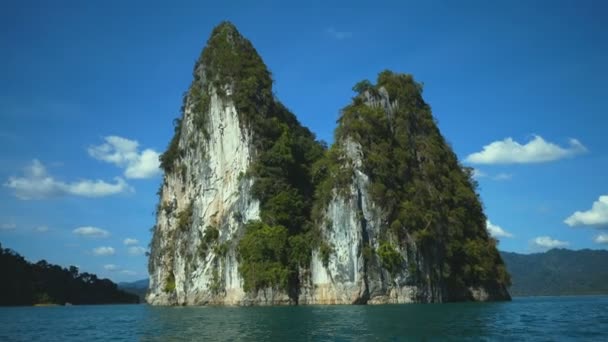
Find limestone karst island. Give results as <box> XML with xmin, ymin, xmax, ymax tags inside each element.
<box><xmin>146</xmin><ymin>22</ymin><xmax>511</xmax><ymax>306</ymax></box>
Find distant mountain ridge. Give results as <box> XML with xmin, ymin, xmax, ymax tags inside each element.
<box><xmin>500</xmin><ymin>249</ymin><xmax>608</xmax><ymax>296</ymax></box>
<box><xmin>118</xmin><ymin>279</ymin><xmax>149</xmax><ymax>302</ymax></box>
<box><xmin>119</xmin><ymin>279</ymin><xmax>149</xmax><ymax>289</ymax></box>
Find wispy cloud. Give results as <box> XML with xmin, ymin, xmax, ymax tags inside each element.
<box><xmin>594</xmin><ymin>233</ymin><xmax>608</xmax><ymax>244</ymax></box>
<box><xmin>4</xmin><ymin>159</ymin><xmax>132</xmax><ymax>200</ymax></box>
<box><xmin>1</xmin><ymin>223</ymin><xmax>16</xmax><ymax>231</ymax></box>
<box><xmin>104</xmin><ymin>264</ymin><xmax>119</xmax><ymax>271</ymax></box>
<box><xmin>92</xmin><ymin>246</ymin><xmax>115</xmax><ymax>256</ymax></box>
<box><xmin>493</xmin><ymin>173</ymin><xmax>513</xmax><ymax>181</ymax></box>
<box><xmin>103</xmin><ymin>264</ymin><xmax>136</xmax><ymax>276</ymax></box>
<box><xmin>532</xmin><ymin>236</ymin><xmax>569</xmax><ymax>249</ymax></box>
<box><xmin>35</xmin><ymin>225</ymin><xmax>49</xmax><ymax>233</ymax></box>
<box><xmin>466</xmin><ymin>135</ymin><xmax>586</xmax><ymax>164</ymax></box>
<box><xmin>73</xmin><ymin>226</ymin><xmax>110</xmax><ymax>238</ymax></box>
<box><xmin>127</xmin><ymin>246</ymin><xmax>146</xmax><ymax>256</ymax></box>
<box><xmin>472</xmin><ymin>169</ymin><xmax>512</xmax><ymax>181</ymax></box>
<box><xmin>472</xmin><ymin>168</ymin><xmax>486</xmax><ymax>179</ymax></box>
<box><xmin>326</xmin><ymin>27</ymin><xmax>352</xmax><ymax>40</ymax></box>
<box><xmin>486</xmin><ymin>220</ymin><xmax>514</xmax><ymax>238</ymax></box>
<box><xmin>0</xmin><ymin>96</ymin><xmax>80</xmax><ymax>120</ymax></box>
<box><xmin>564</xmin><ymin>195</ymin><xmax>608</xmax><ymax>228</ymax></box>
<box><xmin>88</xmin><ymin>136</ymin><xmax>160</xmax><ymax>179</ymax></box>
<box><xmin>123</xmin><ymin>238</ymin><xmax>139</xmax><ymax>246</ymax></box>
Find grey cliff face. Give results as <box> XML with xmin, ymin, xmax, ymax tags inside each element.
<box><xmin>300</xmin><ymin>90</ymin><xmax>438</xmax><ymax>304</ymax></box>
<box><xmin>147</xmin><ymin>88</ymin><xmax>290</xmax><ymax>305</ymax></box>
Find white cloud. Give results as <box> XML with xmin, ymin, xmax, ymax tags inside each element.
<box><xmin>471</xmin><ymin>169</ymin><xmax>512</xmax><ymax>181</ymax></box>
<box><xmin>326</xmin><ymin>27</ymin><xmax>352</xmax><ymax>40</ymax></box>
<box><xmin>465</xmin><ymin>135</ymin><xmax>586</xmax><ymax>164</ymax></box>
<box><xmin>104</xmin><ymin>264</ymin><xmax>119</xmax><ymax>271</ymax></box>
<box><xmin>486</xmin><ymin>220</ymin><xmax>513</xmax><ymax>238</ymax></box>
<box><xmin>564</xmin><ymin>195</ymin><xmax>608</xmax><ymax>228</ymax></box>
<box><xmin>73</xmin><ymin>226</ymin><xmax>110</xmax><ymax>238</ymax></box>
<box><xmin>1</xmin><ymin>223</ymin><xmax>16</xmax><ymax>231</ymax></box>
<box><xmin>103</xmin><ymin>264</ymin><xmax>136</xmax><ymax>275</ymax></box>
<box><xmin>67</xmin><ymin>178</ymin><xmax>131</xmax><ymax>197</ymax></box>
<box><xmin>532</xmin><ymin>236</ymin><xmax>569</xmax><ymax>249</ymax></box>
<box><xmin>472</xmin><ymin>169</ymin><xmax>486</xmax><ymax>179</ymax></box>
<box><xmin>123</xmin><ymin>238</ymin><xmax>139</xmax><ymax>246</ymax></box>
<box><xmin>594</xmin><ymin>234</ymin><xmax>608</xmax><ymax>244</ymax></box>
<box><xmin>4</xmin><ymin>159</ymin><xmax>132</xmax><ymax>200</ymax></box>
<box><xmin>127</xmin><ymin>246</ymin><xmax>146</xmax><ymax>256</ymax></box>
<box><xmin>35</xmin><ymin>226</ymin><xmax>49</xmax><ymax>233</ymax></box>
<box><xmin>88</xmin><ymin>136</ymin><xmax>160</xmax><ymax>179</ymax></box>
<box><xmin>493</xmin><ymin>173</ymin><xmax>513</xmax><ymax>181</ymax></box>
<box><xmin>93</xmin><ymin>246</ymin><xmax>115</xmax><ymax>256</ymax></box>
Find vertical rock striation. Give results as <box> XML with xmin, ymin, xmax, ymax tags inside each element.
<box><xmin>147</xmin><ymin>87</ymin><xmax>260</xmax><ymax>305</ymax></box>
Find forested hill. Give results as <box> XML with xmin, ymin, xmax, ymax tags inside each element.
<box><xmin>0</xmin><ymin>243</ymin><xmax>139</xmax><ymax>306</ymax></box>
<box><xmin>118</xmin><ymin>279</ymin><xmax>149</xmax><ymax>302</ymax></box>
<box><xmin>501</xmin><ymin>249</ymin><xmax>608</xmax><ymax>297</ymax></box>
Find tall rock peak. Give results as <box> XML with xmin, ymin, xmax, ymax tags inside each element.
<box><xmin>196</xmin><ymin>21</ymin><xmax>272</xmax><ymax>107</ymax></box>
<box><xmin>147</xmin><ymin>24</ymin><xmax>510</xmax><ymax>306</ymax></box>
<box><xmin>147</xmin><ymin>22</ymin><xmax>324</xmax><ymax>305</ymax></box>
<box><xmin>304</xmin><ymin>71</ymin><xmax>511</xmax><ymax>304</ymax></box>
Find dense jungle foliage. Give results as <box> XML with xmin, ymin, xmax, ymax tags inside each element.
<box><xmin>158</xmin><ymin>22</ymin><xmax>326</xmax><ymax>292</ymax></box>
<box><xmin>330</xmin><ymin>71</ymin><xmax>510</xmax><ymax>292</ymax></box>
<box><xmin>0</xmin><ymin>243</ymin><xmax>139</xmax><ymax>306</ymax></box>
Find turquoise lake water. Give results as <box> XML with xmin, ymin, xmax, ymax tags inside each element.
<box><xmin>1</xmin><ymin>296</ymin><xmax>607</xmax><ymax>341</ymax></box>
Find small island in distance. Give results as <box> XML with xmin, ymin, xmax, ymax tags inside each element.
<box><xmin>0</xmin><ymin>243</ymin><xmax>139</xmax><ymax>306</ymax></box>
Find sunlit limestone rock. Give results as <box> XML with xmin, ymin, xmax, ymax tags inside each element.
<box><xmin>301</xmin><ymin>80</ymin><xmax>510</xmax><ymax>304</ymax></box>
<box><xmin>146</xmin><ymin>23</ymin><xmax>292</xmax><ymax>305</ymax></box>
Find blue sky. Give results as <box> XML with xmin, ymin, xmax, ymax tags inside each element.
<box><xmin>1</xmin><ymin>0</ymin><xmax>607</xmax><ymax>282</ymax></box>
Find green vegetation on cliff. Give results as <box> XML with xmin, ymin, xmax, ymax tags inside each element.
<box><xmin>0</xmin><ymin>243</ymin><xmax>138</xmax><ymax>306</ymax></box>
<box><xmin>124</xmin><ymin>248</ymin><xmax>608</xmax><ymax>299</ymax></box>
<box><xmin>238</xmin><ymin>221</ymin><xmax>290</xmax><ymax>292</ymax></box>
<box><xmin>201</xmin><ymin>23</ymin><xmax>327</xmax><ymax>292</ymax></box>
<box><xmin>155</xmin><ymin>22</ymin><xmax>509</xmax><ymax>299</ymax></box>
<box><xmin>159</xmin><ymin>22</ymin><xmax>326</xmax><ymax>293</ymax></box>
<box><xmin>317</xmin><ymin>71</ymin><xmax>510</xmax><ymax>296</ymax></box>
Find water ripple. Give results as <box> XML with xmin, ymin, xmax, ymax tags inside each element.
<box><xmin>1</xmin><ymin>296</ymin><xmax>607</xmax><ymax>341</ymax></box>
